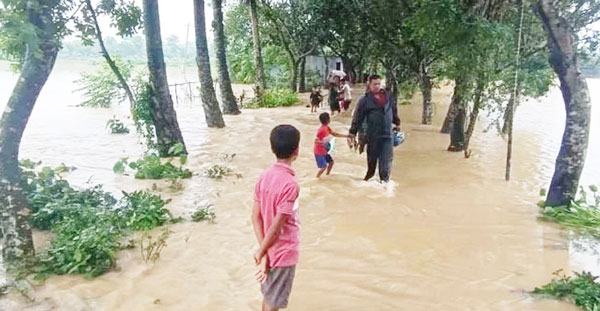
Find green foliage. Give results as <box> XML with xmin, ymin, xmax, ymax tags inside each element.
<box><xmin>532</xmin><ymin>270</ymin><xmax>600</xmax><ymax>311</ymax></box>
<box><xmin>75</xmin><ymin>57</ymin><xmax>133</xmax><ymax>108</ymax></box>
<box><xmin>114</xmin><ymin>154</ymin><xmax>192</xmax><ymax>180</ymax></box>
<box><xmin>120</xmin><ymin>190</ymin><xmax>173</xmax><ymax>231</ymax></box>
<box><xmin>20</xmin><ymin>161</ymin><xmax>176</xmax><ymax>279</ymax></box>
<box><xmin>539</xmin><ymin>186</ymin><xmax>600</xmax><ymax>240</ymax></box>
<box><xmin>106</xmin><ymin>116</ymin><xmax>130</xmax><ymax>134</ymax></box>
<box><xmin>191</xmin><ymin>204</ymin><xmax>216</xmax><ymax>223</ymax></box>
<box><xmin>246</xmin><ymin>89</ymin><xmax>299</xmax><ymax>108</ymax></box>
<box><xmin>131</xmin><ymin>74</ymin><xmax>158</xmax><ymax>151</ymax></box>
<box><xmin>203</xmin><ymin>165</ymin><xmax>233</xmax><ymax>179</ymax></box>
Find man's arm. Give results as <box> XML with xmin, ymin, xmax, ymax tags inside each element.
<box><xmin>254</xmin><ymin>212</ymin><xmax>290</xmax><ymax>261</ymax></box>
<box><xmin>349</xmin><ymin>97</ymin><xmax>366</xmax><ymax>135</ymax></box>
<box><xmin>251</xmin><ymin>201</ymin><xmax>264</xmax><ymax>245</ymax></box>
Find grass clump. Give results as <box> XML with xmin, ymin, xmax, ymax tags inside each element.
<box><xmin>204</xmin><ymin>165</ymin><xmax>233</xmax><ymax>179</ymax></box>
<box><xmin>140</xmin><ymin>227</ymin><xmax>170</xmax><ymax>264</ymax></box>
<box><xmin>106</xmin><ymin>117</ymin><xmax>130</xmax><ymax>134</ymax></box>
<box><xmin>246</xmin><ymin>89</ymin><xmax>299</xmax><ymax>108</ymax></box>
<box><xmin>191</xmin><ymin>204</ymin><xmax>216</xmax><ymax>223</ymax></box>
<box><xmin>20</xmin><ymin>161</ymin><xmax>176</xmax><ymax>279</ymax></box>
<box><xmin>538</xmin><ymin>186</ymin><xmax>600</xmax><ymax>240</ymax></box>
<box><xmin>532</xmin><ymin>270</ymin><xmax>600</xmax><ymax>311</ymax></box>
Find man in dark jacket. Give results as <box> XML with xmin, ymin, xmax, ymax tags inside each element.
<box><xmin>348</xmin><ymin>75</ymin><xmax>401</xmax><ymax>182</ymax></box>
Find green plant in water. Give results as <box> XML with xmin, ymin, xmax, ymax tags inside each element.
<box><xmin>191</xmin><ymin>204</ymin><xmax>216</xmax><ymax>223</ymax></box>
<box><xmin>106</xmin><ymin>116</ymin><xmax>130</xmax><ymax>134</ymax></box>
<box><xmin>538</xmin><ymin>185</ymin><xmax>600</xmax><ymax>240</ymax></box>
<box><xmin>76</xmin><ymin>57</ymin><xmax>133</xmax><ymax>108</ymax></box>
<box><xmin>204</xmin><ymin>165</ymin><xmax>233</xmax><ymax>179</ymax></box>
<box><xmin>113</xmin><ymin>153</ymin><xmax>192</xmax><ymax>180</ymax></box>
<box><xmin>532</xmin><ymin>269</ymin><xmax>600</xmax><ymax>311</ymax></box>
<box><xmin>140</xmin><ymin>227</ymin><xmax>170</xmax><ymax>264</ymax></box>
<box><xmin>119</xmin><ymin>190</ymin><xmax>173</xmax><ymax>231</ymax></box>
<box><xmin>246</xmin><ymin>89</ymin><xmax>299</xmax><ymax>108</ymax></box>
<box><xmin>132</xmin><ymin>74</ymin><xmax>158</xmax><ymax>151</ymax></box>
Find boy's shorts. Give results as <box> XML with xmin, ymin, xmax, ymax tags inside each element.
<box><xmin>261</xmin><ymin>266</ymin><xmax>296</xmax><ymax>309</ymax></box>
<box><xmin>315</xmin><ymin>154</ymin><xmax>333</xmax><ymax>169</ymax></box>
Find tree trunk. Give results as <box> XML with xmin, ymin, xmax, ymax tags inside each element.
<box><xmin>298</xmin><ymin>57</ymin><xmax>306</xmax><ymax>92</ymax></box>
<box><xmin>0</xmin><ymin>0</ymin><xmax>59</xmax><ymax>271</ymax></box>
<box><xmin>212</xmin><ymin>0</ymin><xmax>240</xmax><ymax>115</ymax></box>
<box><xmin>447</xmin><ymin>77</ymin><xmax>466</xmax><ymax>151</ymax></box>
<box><xmin>143</xmin><ymin>0</ymin><xmax>188</xmax><ymax>156</ymax></box>
<box><xmin>193</xmin><ymin>0</ymin><xmax>225</xmax><ymax>128</ymax></box>
<box><xmin>385</xmin><ymin>68</ymin><xmax>398</xmax><ymax>100</ymax></box>
<box><xmin>419</xmin><ymin>63</ymin><xmax>433</xmax><ymax>125</ymax></box>
<box><xmin>463</xmin><ymin>78</ymin><xmax>485</xmax><ymax>157</ymax></box>
<box><xmin>86</xmin><ymin>0</ymin><xmax>136</xmax><ymax>110</ymax></box>
<box><xmin>441</xmin><ymin>79</ymin><xmax>462</xmax><ymax>133</ymax></box>
<box><xmin>342</xmin><ymin>56</ymin><xmax>355</xmax><ymax>82</ymax></box>
<box><xmin>537</xmin><ymin>0</ymin><xmax>592</xmax><ymax>206</ymax></box>
<box><xmin>248</xmin><ymin>0</ymin><xmax>267</xmax><ymax>100</ymax></box>
<box><xmin>289</xmin><ymin>57</ymin><xmax>299</xmax><ymax>92</ymax></box>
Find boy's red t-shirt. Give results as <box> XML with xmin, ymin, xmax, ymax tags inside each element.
<box><xmin>314</xmin><ymin>125</ymin><xmax>332</xmax><ymax>156</ymax></box>
<box><xmin>254</xmin><ymin>162</ymin><xmax>300</xmax><ymax>268</ymax></box>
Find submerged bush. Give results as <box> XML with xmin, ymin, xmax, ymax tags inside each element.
<box><xmin>191</xmin><ymin>204</ymin><xmax>216</xmax><ymax>223</ymax></box>
<box><xmin>20</xmin><ymin>161</ymin><xmax>176</xmax><ymax>279</ymax></box>
<box><xmin>246</xmin><ymin>89</ymin><xmax>299</xmax><ymax>108</ymax></box>
<box><xmin>532</xmin><ymin>270</ymin><xmax>600</xmax><ymax>311</ymax></box>
<box><xmin>538</xmin><ymin>186</ymin><xmax>600</xmax><ymax>240</ymax></box>
<box><xmin>114</xmin><ymin>153</ymin><xmax>192</xmax><ymax>180</ymax></box>
<box><xmin>106</xmin><ymin>117</ymin><xmax>130</xmax><ymax>134</ymax></box>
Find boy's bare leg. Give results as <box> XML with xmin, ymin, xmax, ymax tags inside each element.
<box><xmin>262</xmin><ymin>299</ymin><xmax>278</xmax><ymax>311</ymax></box>
<box><xmin>326</xmin><ymin>160</ymin><xmax>334</xmax><ymax>175</ymax></box>
<box><xmin>316</xmin><ymin>168</ymin><xmax>326</xmax><ymax>178</ymax></box>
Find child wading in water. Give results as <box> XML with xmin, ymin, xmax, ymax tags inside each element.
<box><xmin>309</xmin><ymin>86</ymin><xmax>322</xmax><ymax>113</ymax></box>
<box><xmin>252</xmin><ymin>125</ymin><xmax>301</xmax><ymax>311</ymax></box>
<box><xmin>314</xmin><ymin>112</ymin><xmax>351</xmax><ymax>178</ymax></box>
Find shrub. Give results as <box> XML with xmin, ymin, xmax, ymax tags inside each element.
<box><xmin>191</xmin><ymin>204</ymin><xmax>216</xmax><ymax>223</ymax></box>
<box><xmin>119</xmin><ymin>190</ymin><xmax>173</xmax><ymax>231</ymax></box>
<box><xmin>532</xmin><ymin>270</ymin><xmax>600</xmax><ymax>311</ymax></box>
<box><xmin>106</xmin><ymin>117</ymin><xmax>130</xmax><ymax>134</ymax></box>
<box><xmin>75</xmin><ymin>57</ymin><xmax>133</xmax><ymax>108</ymax></box>
<box><xmin>114</xmin><ymin>153</ymin><xmax>192</xmax><ymax>180</ymax></box>
<box><xmin>247</xmin><ymin>89</ymin><xmax>299</xmax><ymax>108</ymax></box>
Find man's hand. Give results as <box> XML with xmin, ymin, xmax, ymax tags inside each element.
<box><xmin>347</xmin><ymin>135</ymin><xmax>356</xmax><ymax>149</ymax></box>
<box><xmin>255</xmin><ymin>254</ymin><xmax>269</xmax><ymax>283</ymax></box>
<box><xmin>253</xmin><ymin>248</ymin><xmax>265</xmax><ymax>265</ymax></box>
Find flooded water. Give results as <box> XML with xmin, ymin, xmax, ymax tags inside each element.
<box><xmin>0</xmin><ymin>59</ymin><xmax>598</xmax><ymax>310</ymax></box>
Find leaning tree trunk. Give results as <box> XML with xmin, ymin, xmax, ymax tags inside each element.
<box><xmin>248</xmin><ymin>0</ymin><xmax>267</xmax><ymax>100</ymax></box>
<box><xmin>463</xmin><ymin>78</ymin><xmax>485</xmax><ymax>157</ymax></box>
<box><xmin>419</xmin><ymin>63</ymin><xmax>433</xmax><ymax>125</ymax></box>
<box><xmin>193</xmin><ymin>0</ymin><xmax>225</xmax><ymax>128</ymax></box>
<box><xmin>298</xmin><ymin>57</ymin><xmax>306</xmax><ymax>92</ymax></box>
<box><xmin>288</xmin><ymin>57</ymin><xmax>299</xmax><ymax>92</ymax></box>
<box><xmin>537</xmin><ymin>0</ymin><xmax>592</xmax><ymax>206</ymax></box>
<box><xmin>86</xmin><ymin>0</ymin><xmax>136</xmax><ymax>110</ymax></box>
<box><xmin>501</xmin><ymin>91</ymin><xmax>514</xmax><ymax>135</ymax></box>
<box><xmin>143</xmin><ymin>0</ymin><xmax>188</xmax><ymax>156</ymax></box>
<box><xmin>212</xmin><ymin>0</ymin><xmax>240</xmax><ymax>115</ymax></box>
<box><xmin>447</xmin><ymin>77</ymin><xmax>466</xmax><ymax>151</ymax></box>
<box><xmin>441</xmin><ymin>78</ymin><xmax>463</xmax><ymax>133</ymax></box>
<box><xmin>0</xmin><ymin>0</ymin><xmax>59</xmax><ymax>271</ymax></box>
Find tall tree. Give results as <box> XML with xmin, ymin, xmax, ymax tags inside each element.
<box><xmin>212</xmin><ymin>0</ymin><xmax>240</xmax><ymax>114</ymax></box>
<box><xmin>0</xmin><ymin>0</ymin><xmax>68</xmax><ymax>270</ymax></box>
<box><xmin>77</xmin><ymin>0</ymin><xmax>142</xmax><ymax>110</ymax></box>
<box><xmin>247</xmin><ymin>0</ymin><xmax>267</xmax><ymax>100</ymax></box>
<box><xmin>193</xmin><ymin>0</ymin><xmax>225</xmax><ymax>127</ymax></box>
<box><xmin>536</xmin><ymin>0</ymin><xmax>597</xmax><ymax>206</ymax></box>
<box><xmin>142</xmin><ymin>0</ymin><xmax>188</xmax><ymax>155</ymax></box>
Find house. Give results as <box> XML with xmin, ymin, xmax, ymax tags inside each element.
<box><xmin>304</xmin><ymin>55</ymin><xmax>344</xmax><ymax>86</ymax></box>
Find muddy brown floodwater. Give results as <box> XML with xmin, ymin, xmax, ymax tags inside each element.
<box><xmin>0</xmin><ymin>61</ymin><xmax>598</xmax><ymax>310</ymax></box>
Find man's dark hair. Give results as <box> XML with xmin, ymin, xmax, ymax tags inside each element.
<box><xmin>319</xmin><ymin>112</ymin><xmax>330</xmax><ymax>125</ymax></box>
<box><xmin>368</xmin><ymin>74</ymin><xmax>381</xmax><ymax>82</ymax></box>
<box><xmin>270</xmin><ymin>125</ymin><xmax>301</xmax><ymax>159</ymax></box>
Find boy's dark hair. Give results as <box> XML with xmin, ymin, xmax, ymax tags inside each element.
<box><xmin>368</xmin><ymin>74</ymin><xmax>381</xmax><ymax>82</ymax></box>
<box><xmin>270</xmin><ymin>125</ymin><xmax>301</xmax><ymax>159</ymax></box>
<box><xmin>319</xmin><ymin>112</ymin><xmax>330</xmax><ymax>125</ymax></box>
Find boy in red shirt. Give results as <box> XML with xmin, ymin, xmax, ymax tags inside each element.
<box><xmin>252</xmin><ymin>125</ymin><xmax>301</xmax><ymax>310</ymax></box>
<box><xmin>314</xmin><ymin>112</ymin><xmax>351</xmax><ymax>178</ymax></box>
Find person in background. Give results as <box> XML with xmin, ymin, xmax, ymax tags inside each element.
<box><xmin>329</xmin><ymin>77</ymin><xmax>341</xmax><ymax>116</ymax></box>
<box><xmin>340</xmin><ymin>79</ymin><xmax>352</xmax><ymax>111</ymax></box>
<box><xmin>348</xmin><ymin>74</ymin><xmax>401</xmax><ymax>182</ymax></box>
<box><xmin>252</xmin><ymin>125</ymin><xmax>301</xmax><ymax>311</ymax></box>
<box><xmin>309</xmin><ymin>86</ymin><xmax>322</xmax><ymax>113</ymax></box>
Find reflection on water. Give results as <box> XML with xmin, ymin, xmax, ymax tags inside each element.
<box><xmin>0</xmin><ymin>60</ymin><xmax>597</xmax><ymax>310</ymax></box>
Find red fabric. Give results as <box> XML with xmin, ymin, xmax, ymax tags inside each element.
<box><xmin>374</xmin><ymin>91</ymin><xmax>387</xmax><ymax>107</ymax></box>
<box><xmin>313</xmin><ymin>125</ymin><xmax>332</xmax><ymax>155</ymax></box>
